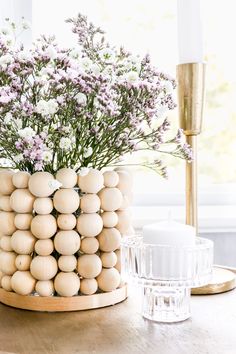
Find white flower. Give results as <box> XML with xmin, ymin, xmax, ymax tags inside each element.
<box><xmin>14</xmin><ymin>154</ymin><xmax>24</xmax><ymax>163</ymax></box>
<box><xmin>0</xmin><ymin>158</ymin><xmax>12</xmax><ymax>167</ymax></box>
<box><xmin>39</xmin><ymin>67</ymin><xmax>48</xmax><ymax>78</ymax></box>
<box><xmin>45</xmin><ymin>46</ymin><xmax>57</xmax><ymax>60</ymax></box>
<box><xmin>48</xmin><ymin>179</ymin><xmax>62</xmax><ymax>190</ymax></box>
<box><xmin>93</xmin><ymin>97</ymin><xmax>100</xmax><ymax>109</ymax></box>
<box><xmin>4</xmin><ymin>112</ymin><xmax>13</xmax><ymax>124</ymax></box>
<box><xmin>124</xmin><ymin>71</ymin><xmax>139</xmax><ymax>84</ymax></box>
<box><xmin>78</xmin><ymin>167</ymin><xmax>90</xmax><ymax>176</ymax></box>
<box><xmin>99</xmin><ymin>48</ymin><xmax>116</xmax><ymax>63</ymax></box>
<box><xmin>51</xmin><ymin>123</ymin><xmax>58</xmax><ymax>130</ymax></box>
<box><xmin>22</xmin><ymin>20</ymin><xmax>31</xmax><ymax>30</ymax></box>
<box><xmin>163</xmin><ymin>81</ymin><xmax>173</xmax><ymax>94</ymax></box>
<box><xmin>42</xmin><ymin>150</ymin><xmax>53</xmax><ymax>162</ymax></box>
<box><xmin>90</xmin><ymin>63</ymin><xmax>101</xmax><ymax>75</ymax></box>
<box><xmin>18</xmin><ymin>127</ymin><xmax>36</xmax><ymax>138</ymax></box>
<box><xmin>18</xmin><ymin>51</ymin><xmax>31</xmax><ymax>62</ymax></box>
<box><xmin>70</xmin><ymin>48</ymin><xmax>81</xmax><ymax>59</ymax></box>
<box><xmin>36</xmin><ymin>99</ymin><xmax>58</xmax><ymax>116</ymax></box>
<box><xmin>1</xmin><ymin>27</ymin><xmax>10</xmax><ymax>36</ymax></box>
<box><xmin>2</xmin><ymin>35</ymin><xmax>13</xmax><ymax>46</ymax></box>
<box><xmin>48</xmin><ymin>142</ymin><xmax>54</xmax><ymax>149</ymax></box>
<box><xmin>83</xmin><ymin>147</ymin><xmax>93</xmax><ymax>158</ymax></box>
<box><xmin>47</xmin><ymin>99</ymin><xmax>58</xmax><ymax>114</ymax></box>
<box><xmin>62</xmin><ymin>126</ymin><xmax>71</xmax><ymax>134</ymax></box>
<box><xmin>59</xmin><ymin>137</ymin><xmax>72</xmax><ymax>150</ymax></box>
<box><xmin>36</xmin><ymin>100</ymin><xmax>48</xmax><ymax>115</ymax></box>
<box><xmin>67</xmin><ymin>67</ymin><xmax>79</xmax><ymax>80</ymax></box>
<box><xmin>75</xmin><ymin>93</ymin><xmax>87</xmax><ymax>105</ymax></box>
<box><xmin>0</xmin><ymin>54</ymin><xmax>13</xmax><ymax>69</ymax></box>
<box><xmin>80</xmin><ymin>57</ymin><xmax>92</xmax><ymax>70</ymax></box>
<box><xmin>15</xmin><ymin>118</ymin><xmax>22</xmax><ymax>129</ymax></box>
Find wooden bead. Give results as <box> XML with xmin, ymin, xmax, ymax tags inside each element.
<box><xmin>100</xmin><ymin>252</ymin><xmax>117</xmax><ymax>268</ymax></box>
<box><xmin>56</xmin><ymin>168</ymin><xmax>77</xmax><ymax>188</ymax></box>
<box><xmin>0</xmin><ymin>212</ymin><xmax>16</xmax><ymax>235</ymax></box>
<box><xmin>35</xmin><ymin>239</ymin><xmax>54</xmax><ymax>256</ymax></box>
<box><xmin>0</xmin><ymin>236</ymin><xmax>13</xmax><ymax>251</ymax></box>
<box><xmin>80</xmin><ymin>237</ymin><xmax>99</xmax><ymax>254</ymax></box>
<box><xmin>76</xmin><ymin>213</ymin><xmax>103</xmax><ymax>237</ymax></box>
<box><xmin>78</xmin><ymin>169</ymin><xmax>104</xmax><ymax>193</ymax></box>
<box><xmin>98</xmin><ymin>188</ymin><xmax>123</xmax><ymax>211</ymax></box>
<box><xmin>33</xmin><ymin>198</ymin><xmax>53</xmax><ymax>215</ymax></box>
<box><xmin>12</xmin><ymin>171</ymin><xmax>30</xmax><ymax>188</ymax></box>
<box><xmin>14</xmin><ymin>213</ymin><xmax>33</xmax><ymax>230</ymax></box>
<box><xmin>80</xmin><ymin>194</ymin><xmax>100</xmax><ymax>213</ymax></box>
<box><xmin>101</xmin><ymin>211</ymin><xmax>118</xmax><ymax>228</ymax></box>
<box><xmin>125</xmin><ymin>191</ymin><xmax>133</xmax><ymax>203</ymax></box>
<box><xmin>54</xmin><ymin>272</ymin><xmax>80</xmax><ymax>297</ymax></box>
<box><xmin>36</xmin><ymin>280</ymin><xmax>54</xmax><ymax>297</ymax></box>
<box><xmin>0</xmin><ymin>196</ymin><xmax>12</xmax><ymax>211</ymax></box>
<box><xmin>31</xmin><ymin>215</ymin><xmax>57</xmax><ymax>239</ymax></box>
<box><xmin>0</xmin><ymin>170</ymin><xmax>15</xmax><ymax>195</ymax></box>
<box><xmin>116</xmin><ymin>210</ymin><xmax>132</xmax><ymax>234</ymax></box>
<box><xmin>54</xmin><ymin>230</ymin><xmax>80</xmax><ymax>255</ymax></box>
<box><xmin>117</xmin><ymin>170</ymin><xmax>133</xmax><ymax>194</ymax></box>
<box><xmin>1</xmin><ymin>275</ymin><xmax>12</xmax><ymax>291</ymax></box>
<box><xmin>0</xmin><ymin>271</ymin><xmax>3</xmax><ymax>287</ymax></box>
<box><xmin>114</xmin><ymin>249</ymin><xmax>121</xmax><ymax>272</ymax></box>
<box><xmin>58</xmin><ymin>255</ymin><xmax>77</xmax><ymax>272</ymax></box>
<box><xmin>97</xmin><ymin>228</ymin><xmax>121</xmax><ymax>252</ymax></box>
<box><xmin>15</xmin><ymin>255</ymin><xmax>32</xmax><ymax>271</ymax></box>
<box><xmin>77</xmin><ymin>254</ymin><xmax>102</xmax><ymax>279</ymax></box>
<box><xmin>11</xmin><ymin>271</ymin><xmax>36</xmax><ymax>295</ymax></box>
<box><xmin>57</xmin><ymin>214</ymin><xmax>77</xmax><ymax>230</ymax></box>
<box><xmin>11</xmin><ymin>230</ymin><xmax>36</xmax><ymax>255</ymax></box>
<box><xmin>30</xmin><ymin>256</ymin><xmax>58</xmax><ymax>281</ymax></box>
<box><xmin>80</xmin><ymin>278</ymin><xmax>98</xmax><ymax>295</ymax></box>
<box><xmin>0</xmin><ymin>251</ymin><xmax>17</xmax><ymax>275</ymax></box>
<box><xmin>28</xmin><ymin>172</ymin><xmax>55</xmax><ymax>197</ymax></box>
<box><xmin>53</xmin><ymin>189</ymin><xmax>80</xmax><ymax>214</ymax></box>
<box><xmin>10</xmin><ymin>189</ymin><xmax>35</xmax><ymax>213</ymax></box>
<box><xmin>96</xmin><ymin>268</ymin><xmax>120</xmax><ymax>292</ymax></box>
<box><xmin>118</xmin><ymin>195</ymin><xmax>130</xmax><ymax>211</ymax></box>
<box><xmin>103</xmin><ymin>171</ymin><xmax>119</xmax><ymax>188</ymax></box>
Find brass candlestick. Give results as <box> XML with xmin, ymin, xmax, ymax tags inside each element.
<box><xmin>177</xmin><ymin>63</ymin><xmax>205</xmax><ymax>232</ymax></box>
<box><xmin>177</xmin><ymin>62</ymin><xmax>236</xmax><ymax>294</ymax></box>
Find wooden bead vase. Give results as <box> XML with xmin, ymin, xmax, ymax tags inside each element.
<box><xmin>0</xmin><ymin>168</ymin><xmax>133</xmax><ymax>311</ymax></box>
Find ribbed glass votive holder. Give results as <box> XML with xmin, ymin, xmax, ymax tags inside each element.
<box><xmin>121</xmin><ymin>236</ymin><xmax>213</xmax><ymax>323</ymax></box>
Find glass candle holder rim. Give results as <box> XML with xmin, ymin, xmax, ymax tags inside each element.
<box><xmin>121</xmin><ymin>235</ymin><xmax>213</xmax><ymax>251</ymax></box>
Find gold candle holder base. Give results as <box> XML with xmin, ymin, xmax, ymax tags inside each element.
<box><xmin>177</xmin><ymin>63</ymin><xmax>236</xmax><ymax>295</ymax></box>
<box><xmin>192</xmin><ymin>267</ymin><xmax>236</xmax><ymax>295</ymax></box>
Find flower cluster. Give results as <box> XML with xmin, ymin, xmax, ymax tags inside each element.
<box><xmin>0</xmin><ymin>14</ymin><xmax>192</xmax><ymax>176</ymax></box>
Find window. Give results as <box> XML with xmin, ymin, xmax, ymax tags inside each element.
<box><xmin>1</xmin><ymin>0</ymin><xmax>236</xmax><ymax>218</ymax></box>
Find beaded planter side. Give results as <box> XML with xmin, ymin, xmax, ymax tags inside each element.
<box><xmin>0</xmin><ymin>168</ymin><xmax>132</xmax><ymax>311</ymax></box>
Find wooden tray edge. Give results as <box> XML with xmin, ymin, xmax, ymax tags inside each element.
<box><xmin>0</xmin><ymin>285</ymin><xmax>128</xmax><ymax>312</ymax></box>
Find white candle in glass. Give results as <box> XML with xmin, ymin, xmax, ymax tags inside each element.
<box><xmin>142</xmin><ymin>219</ymin><xmax>196</xmax><ymax>279</ymax></box>
<box><xmin>177</xmin><ymin>0</ymin><xmax>204</xmax><ymax>64</ymax></box>
<box><xmin>143</xmin><ymin>220</ymin><xmax>196</xmax><ymax>246</ymax></box>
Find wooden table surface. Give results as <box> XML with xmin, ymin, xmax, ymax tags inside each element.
<box><xmin>0</xmin><ymin>288</ymin><xmax>236</xmax><ymax>354</ymax></box>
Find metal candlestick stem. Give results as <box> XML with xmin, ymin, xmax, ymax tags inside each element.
<box><xmin>177</xmin><ymin>63</ymin><xmax>236</xmax><ymax>295</ymax></box>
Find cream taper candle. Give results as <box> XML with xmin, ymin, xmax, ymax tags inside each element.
<box><xmin>177</xmin><ymin>0</ymin><xmax>204</xmax><ymax>64</ymax></box>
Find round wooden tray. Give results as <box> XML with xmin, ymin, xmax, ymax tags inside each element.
<box><xmin>0</xmin><ymin>285</ymin><xmax>127</xmax><ymax>312</ymax></box>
